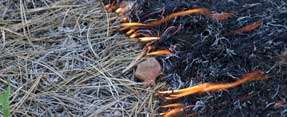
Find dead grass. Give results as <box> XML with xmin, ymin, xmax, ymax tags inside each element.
<box><xmin>0</xmin><ymin>0</ymin><xmax>160</xmax><ymax>116</ymax></box>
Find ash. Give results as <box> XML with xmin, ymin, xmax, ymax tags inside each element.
<box><xmin>125</xmin><ymin>0</ymin><xmax>287</xmax><ymax>116</ymax></box>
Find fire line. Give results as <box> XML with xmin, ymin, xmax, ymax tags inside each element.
<box><xmin>121</xmin><ymin>8</ymin><xmax>234</xmax><ymax>28</ymax></box>
<box><xmin>159</xmin><ymin>103</ymin><xmax>185</xmax><ymax>117</ymax></box>
<box><xmin>139</xmin><ymin>37</ymin><xmax>160</xmax><ymax>42</ymax></box>
<box><xmin>158</xmin><ymin>70</ymin><xmax>269</xmax><ymax>100</ymax></box>
<box><xmin>147</xmin><ymin>50</ymin><xmax>172</xmax><ymax>56</ymax></box>
<box><xmin>121</xmin><ymin>8</ymin><xmax>211</xmax><ymax>28</ymax></box>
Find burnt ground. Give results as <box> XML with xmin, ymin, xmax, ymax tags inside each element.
<box><xmin>124</xmin><ymin>0</ymin><xmax>287</xmax><ymax>116</ymax></box>
<box><xmin>0</xmin><ymin>0</ymin><xmax>286</xmax><ymax>116</ymax></box>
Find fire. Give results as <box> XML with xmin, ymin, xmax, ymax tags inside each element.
<box><xmin>233</xmin><ymin>21</ymin><xmax>263</xmax><ymax>34</ymax></box>
<box><xmin>126</xmin><ymin>28</ymin><xmax>137</xmax><ymax>35</ymax></box>
<box><xmin>121</xmin><ymin>8</ymin><xmax>210</xmax><ymax>28</ymax></box>
<box><xmin>121</xmin><ymin>22</ymin><xmax>146</xmax><ymax>27</ymax></box>
<box><xmin>116</xmin><ymin>7</ymin><xmax>125</xmax><ymax>14</ymax></box>
<box><xmin>147</xmin><ymin>45</ymin><xmax>155</xmax><ymax>53</ymax></box>
<box><xmin>105</xmin><ymin>3</ymin><xmax>117</xmax><ymax>12</ymax></box>
<box><xmin>160</xmin><ymin>103</ymin><xmax>185</xmax><ymax>108</ymax></box>
<box><xmin>147</xmin><ymin>50</ymin><xmax>172</xmax><ymax>56</ymax></box>
<box><xmin>160</xmin><ymin>103</ymin><xmax>185</xmax><ymax>117</ymax></box>
<box><xmin>119</xmin><ymin>26</ymin><xmax>130</xmax><ymax>31</ymax></box>
<box><xmin>139</xmin><ymin>37</ymin><xmax>160</xmax><ymax>42</ymax></box>
<box><xmin>121</xmin><ymin>16</ymin><xmax>128</xmax><ymax>22</ymax></box>
<box><xmin>129</xmin><ymin>32</ymin><xmax>138</xmax><ymax>38</ymax></box>
<box><xmin>158</xmin><ymin>70</ymin><xmax>269</xmax><ymax>100</ymax></box>
<box><xmin>120</xmin><ymin>8</ymin><xmax>234</xmax><ymax>29</ymax></box>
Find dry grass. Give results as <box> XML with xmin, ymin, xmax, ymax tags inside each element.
<box><xmin>0</xmin><ymin>0</ymin><xmax>160</xmax><ymax>116</ymax></box>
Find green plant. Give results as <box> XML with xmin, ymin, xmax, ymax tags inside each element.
<box><xmin>0</xmin><ymin>84</ymin><xmax>10</xmax><ymax>117</ymax></box>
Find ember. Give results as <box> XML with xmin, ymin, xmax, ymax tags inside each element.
<box><xmin>121</xmin><ymin>8</ymin><xmax>210</xmax><ymax>28</ymax></box>
<box><xmin>158</xmin><ymin>70</ymin><xmax>269</xmax><ymax>100</ymax></box>
<box><xmin>233</xmin><ymin>21</ymin><xmax>264</xmax><ymax>34</ymax></box>
<box><xmin>115</xmin><ymin>7</ymin><xmax>125</xmax><ymax>14</ymax></box>
<box><xmin>159</xmin><ymin>103</ymin><xmax>185</xmax><ymax>117</ymax></box>
<box><xmin>139</xmin><ymin>37</ymin><xmax>160</xmax><ymax>42</ymax></box>
<box><xmin>126</xmin><ymin>28</ymin><xmax>137</xmax><ymax>35</ymax></box>
<box><xmin>147</xmin><ymin>50</ymin><xmax>172</xmax><ymax>56</ymax></box>
<box><xmin>129</xmin><ymin>32</ymin><xmax>137</xmax><ymax>38</ymax></box>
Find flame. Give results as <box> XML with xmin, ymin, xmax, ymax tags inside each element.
<box><xmin>121</xmin><ymin>22</ymin><xmax>146</xmax><ymax>27</ymax></box>
<box><xmin>105</xmin><ymin>3</ymin><xmax>117</xmax><ymax>12</ymax></box>
<box><xmin>147</xmin><ymin>45</ymin><xmax>155</xmax><ymax>53</ymax></box>
<box><xmin>147</xmin><ymin>50</ymin><xmax>172</xmax><ymax>56</ymax></box>
<box><xmin>160</xmin><ymin>103</ymin><xmax>185</xmax><ymax>108</ymax></box>
<box><xmin>233</xmin><ymin>21</ymin><xmax>263</xmax><ymax>34</ymax></box>
<box><xmin>209</xmin><ymin>12</ymin><xmax>234</xmax><ymax>21</ymax></box>
<box><xmin>158</xmin><ymin>70</ymin><xmax>269</xmax><ymax>100</ymax></box>
<box><xmin>129</xmin><ymin>32</ymin><xmax>138</xmax><ymax>38</ymax></box>
<box><xmin>116</xmin><ymin>7</ymin><xmax>125</xmax><ymax>14</ymax></box>
<box><xmin>119</xmin><ymin>26</ymin><xmax>130</xmax><ymax>31</ymax></box>
<box><xmin>160</xmin><ymin>103</ymin><xmax>185</xmax><ymax>117</ymax></box>
<box><xmin>121</xmin><ymin>8</ymin><xmax>210</xmax><ymax>28</ymax></box>
<box><xmin>121</xmin><ymin>16</ymin><xmax>128</xmax><ymax>22</ymax></box>
<box><xmin>139</xmin><ymin>37</ymin><xmax>160</xmax><ymax>42</ymax></box>
<box><xmin>126</xmin><ymin>28</ymin><xmax>137</xmax><ymax>35</ymax></box>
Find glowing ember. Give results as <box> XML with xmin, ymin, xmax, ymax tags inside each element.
<box><xmin>160</xmin><ymin>103</ymin><xmax>184</xmax><ymax>108</ymax></box>
<box><xmin>139</xmin><ymin>37</ymin><xmax>160</xmax><ymax>42</ymax></box>
<box><xmin>129</xmin><ymin>32</ymin><xmax>138</xmax><ymax>38</ymax></box>
<box><xmin>105</xmin><ymin>4</ymin><xmax>117</xmax><ymax>12</ymax></box>
<box><xmin>119</xmin><ymin>26</ymin><xmax>130</xmax><ymax>31</ymax></box>
<box><xmin>158</xmin><ymin>70</ymin><xmax>269</xmax><ymax>100</ymax></box>
<box><xmin>121</xmin><ymin>8</ymin><xmax>210</xmax><ymax>28</ymax></box>
<box><xmin>233</xmin><ymin>21</ymin><xmax>263</xmax><ymax>34</ymax></box>
<box><xmin>116</xmin><ymin>7</ymin><xmax>125</xmax><ymax>14</ymax></box>
<box><xmin>121</xmin><ymin>22</ymin><xmax>146</xmax><ymax>27</ymax></box>
<box><xmin>209</xmin><ymin>12</ymin><xmax>235</xmax><ymax>21</ymax></box>
<box><xmin>160</xmin><ymin>103</ymin><xmax>185</xmax><ymax>117</ymax></box>
<box><xmin>147</xmin><ymin>45</ymin><xmax>155</xmax><ymax>53</ymax></box>
<box><xmin>126</xmin><ymin>28</ymin><xmax>137</xmax><ymax>35</ymax></box>
<box><xmin>121</xmin><ymin>16</ymin><xmax>128</xmax><ymax>22</ymax></box>
<box><xmin>147</xmin><ymin>50</ymin><xmax>172</xmax><ymax>56</ymax></box>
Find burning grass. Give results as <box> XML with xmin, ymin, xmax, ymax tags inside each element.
<box><xmin>158</xmin><ymin>70</ymin><xmax>269</xmax><ymax>100</ymax></box>
<box><xmin>106</xmin><ymin>0</ymin><xmax>287</xmax><ymax>116</ymax></box>
<box><xmin>0</xmin><ymin>0</ymin><xmax>287</xmax><ymax>116</ymax></box>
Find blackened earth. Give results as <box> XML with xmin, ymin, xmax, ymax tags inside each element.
<box><xmin>123</xmin><ymin>0</ymin><xmax>287</xmax><ymax>116</ymax></box>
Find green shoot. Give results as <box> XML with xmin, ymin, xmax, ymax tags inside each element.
<box><xmin>0</xmin><ymin>84</ymin><xmax>10</xmax><ymax>117</ymax></box>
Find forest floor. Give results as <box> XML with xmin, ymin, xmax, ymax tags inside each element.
<box><xmin>0</xmin><ymin>0</ymin><xmax>286</xmax><ymax>116</ymax></box>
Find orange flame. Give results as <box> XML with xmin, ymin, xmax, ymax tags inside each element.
<box><xmin>160</xmin><ymin>103</ymin><xmax>185</xmax><ymax>109</ymax></box>
<box><xmin>116</xmin><ymin>7</ymin><xmax>125</xmax><ymax>14</ymax></box>
<box><xmin>158</xmin><ymin>70</ymin><xmax>269</xmax><ymax>100</ymax></box>
<box><xmin>147</xmin><ymin>45</ymin><xmax>155</xmax><ymax>53</ymax></box>
<box><xmin>105</xmin><ymin>4</ymin><xmax>117</xmax><ymax>12</ymax></box>
<box><xmin>121</xmin><ymin>8</ymin><xmax>210</xmax><ymax>28</ymax></box>
<box><xmin>121</xmin><ymin>22</ymin><xmax>146</xmax><ymax>27</ymax></box>
<box><xmin>121</xmin><ymin>16</ymin><xmax>128</xmax><ymax>22</ymax></box>
<box><xmin>126</xmin><ymin>28</ymin><xmax>137</xmax><ymax>35</ymax></box>
<box><xmin>160</xmin><ymin>103</ymin><xmax>185</xmax><ymax>117</ymax></box>
<box><xmin>139</xmin><ymin>37</ymin><xmax>160</xmax><ymax>42</ymax></box>
<box><xmin>147</xmin><ymin>50</ymin><xmax>172</xmax><ymax>56</ymax></box>
<box><xmin>233</xmin><ymin>21</ymin><xmax>263</xmax><ymax>34</ymax></box>
<box><xmin>129</xmin><ymin>32</ymin><xmax>138</xmax><ymax>38</ymax></box>
<box><xmin>119</xmin><ymin>26</ymin><xmax>130</xmax><ymax>31</ymax></box>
